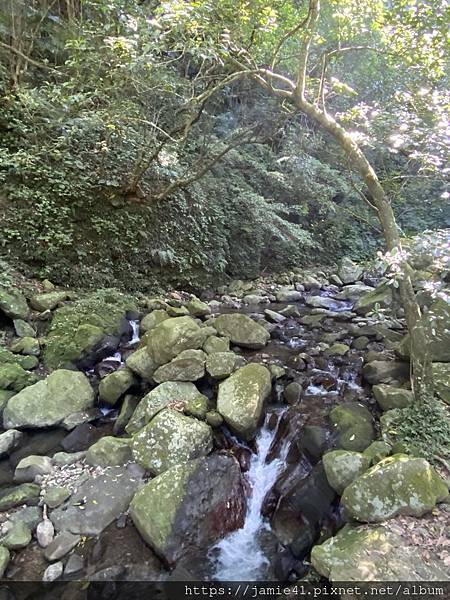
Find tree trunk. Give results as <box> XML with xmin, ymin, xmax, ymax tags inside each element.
<box><xmin>294</xmin><ymin>98</ymin><xmax>431</xmax><ymax>400</ymax></box>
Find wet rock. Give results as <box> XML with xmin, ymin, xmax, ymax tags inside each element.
<box><xmin>362</xmin><ymin>360</ymin><xmax>409</xmax><ymax>384</ymax></box>
<box><xmin>44</xmin><ymin>531</ymin><xmax>80</xmax><ymax>561</ymax></box>
<box><xmin>342</xmin><ymin>454</ymin><xmax>448</xmax><ymax>522</ymax></box>
<box><xmin>130</xmin><ymin>454</ymin><xmax>246</xmax><ymax>567</ymax></box>
<box><xmin>147</xmin><ymin>316</ymin><xmax>208</xmax><ymax>365</ymax></box>
<box><xmin>0</xmin><ymin>546</ymin><xmax>10</xmax><ymax>578</ymax></box>
<box><xmin>44</xmin><ymin>486</ymin><xmax>71</xmax><ymax>509</ymax></box>
<box><xmin>373</xmin><ymin>384</ymin><xmax>413</xmax><ymax>411</ymax></box>
<box><xmin>153</xmin><ymin>349</ymin><xmax>206</xmax><ymax>383</ymax></box>
<box><xmin>186</xmin><ymin>297</ymin><xmax>211</xmax><ymax>317</ymax></box>
<box><xmin>125</xmin><ymin>348</ymin><xmax>157</xmax><ymax>381</ymax></box>
<box><xmin>86</xmin><ymin>436</ymin><xmax>132</xmax><ymax>467</ymax></box>
<box><xmin>298</xmin><ymin>426</ymin><xmax>329</xmax><ymax>464</ymax></box>
<box><xmin>283</xmin><ymin>382</ymin><xmax>303</xmax><ymax>405</ymax></box>
<box><xmin>184</xmin><ymin>395</ymin><xmax>209</xmax><ymax>420</ymax></box>
<box><xmin>0</xmin><ymin>288</ymin><xmax>28</xmax><ymax>320</ymax></box>
<box><xmin>0</xmin><ymin>363</ymin><xmax>38</xmax><ymax>392</ymax></box>
<box><xmin>3</xmin><ymin>369</ymin><xmax>94</xmax><ymax>429</ymax></box>
<box><xmin>323</xmin><ymin>450</ymin><xmax>370</xmax><ymax>494</ymax></box>
<box><xmin>338</xmin><ymin>258</ymin><xmax>364</xmax><ymax>284</ymax></box>
<box><xmin>1</xmin><ymin>521</ymin><xmax>31</xmax><ymax>550</ymax></box>
<box><xmin>329</xmin><ymin>403</ymin><xmax>375</xmax><ymax>452</ymax></box>
<box><xmin>43</xmin><ymin>561</ymin><xmax>63</xmax><ymax>582</ymax></box>
<box><xmin>290</xmin><ymin>522</ymin><xmax>318</xmax><ymax>560</ymax></box>
<box><xmin>352</xmin><ymin>336</ymin><xmax>370</xmax><ymax>350</ymax></box>
<box><xmin>206</xmin><ymin>352</ymin><xmax>237</xmax><ymax>379</ymax></box>
<box><xmin>217</xmin><ymin>363</ymin><xmax>271</xmax><ymax>441</ymax></box>
<box><xmin>0</xmin><ymin>483</ymin><xmax>40</xmax><ymax>510</ymax></box>
<box><xmin>14</xmin><ymin>455</ymin><xmax>53</xmax><ymax>483</ymax></box>
<box><xmin>0</xmin><ymin>430</ymin><xmax>24</xmax><ymax>458</ymax></box>
<box><xmin>279</xmin><ymin>305</ymin><xmax>301</xmax><ymax>318</ymax></box>
<box><xmin>50</xmin><ymin>465</ymin><xmax>142</xmax><ymax>536</ymax></box>
<box><xmin>61</xmin><ymin>423</ymin><xmax>101</xmax><ymax>452</ymax></box>
<box><xmin>9</xmin><ymin>430</ymin><xmax>65</xmax><ymax>468</ymax></box>
<box><xmin>131</xmin><ymin>409</ymin><xmax>212</xmax><ymax>475</ymax></box>
<box><xmin>126</xmin><ymin>381</ymin><xmax>201</xmax><ymax>434</ymax></box>
<box><xmin>212</xmin><ymin>314</ymin><xmax>270</xmax><ymax>349</ymax></box>
<box><xmin>264</xmin><ymin>309</ymin><xmax>286</xmax><ymax>323</ymax></box>
<box><xmin>203</xmin><ymin>335</ymin><xmax>230</xmax><ymax>354</ymax></box>
<box><xmin>311</xmin><ymin>523</ymin><xmax>449</xmax><ymax>581</ymax></box>
<box><xmin>98</xmin><ymin>367</ymin><xmax>137</xmax><ymax>406</ymax></box>
<box><xmin>276</xmin><ymin>289</ymin><xmax>303</xmax><ymax>303</ymax></box>
<box><xmin>306</xmin><ymin>296</ymin><xmax>346</xmax><ymax>311</ymax></box>
<box><xmin>432</xmin><ymin>363</ymin><xmax>450</xmax><ymax>404</ymax></box>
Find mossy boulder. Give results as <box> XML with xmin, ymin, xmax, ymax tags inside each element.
<box><xmin>432</xmin><ymin>363</ymin><xmax>450</xmax><ymax>404</ymax></box>
<box><xmin>329</xmin><ymin>403</ymin><xmax>375</xmax><ymax>452</ymax></box>
<box><xmin>0</xmin><ymin>347</ymin><xmax>38</xmax><ymax>371</ymax></box>
<box><xmin>131</xmin><ymin>409</ymin><xmax>213</xmax><ymax>475</ymax></box>
<box><xmin>13</xmin><ymin>319</ymin><xmax>35</xmax><ymax>338</ymax></box>
<box><xmin>324</xmin><ymin>343</ymin><xmax>350</xmax><ymax>356</ymax></box>
<box><xmin>10</xmin><ymin>336</ymin><xmax>40</xmax><ymax>357</ymax></box>
<box><xmin>147</xmin><ymin>317</ymin><xmax>209</xmax><ymax>365</ymax></box>
<box><xmin>44</xmin><ymin>290</ymin><xmax>135</xmax><ymax>369</ymax></box>
<box><xmin>1</xmin><ymin>521</ymin><xmax>31</xmax><ymax>550</ymax></box>
<box><xmin>98</xmin><ymin>367</ymin><xmax>137</xmax><ymax>406</ymax></box>
<box><xmin>30</xmin><ymin>292</ymin><xmax>67</xmax><ymax>312</ymax></box>
<box><xmin>153</xmin><ymin>349</ymin><xmax>206</xmax><ymax>383</ymax></box>
<box><xmin>362</xmin><ymin>440</ymin><xmax>392</xmax><ymax>465</ymax></box>
<box><xmin>0</xmin><ymin>363</ymin><xmax>38</xmax><ymax>392</ymax></box>
<box><xmin>126</xmin><ymin>381</ymin><xmax>201</xmax><ymax>434</ymax></box>
<box><xmin>0</xmin><ymin>287</ymin><xmax>28</xmax><ymax>319</ymax></box>
<box><xmin>323</xmin><ymin>450</ymin><xmax>370</xmax><ymax>495</ymax></box>
<box><xmin>129</xmin><ymin>454</ymin><xmax>246</xmax><ymax>567</ymax></box>
<box><xmin>338</xmin><ymin>257</ymin><xmax>363</xmax><ymax>285</ymax></box>
<box><xmin>211</xmin><ymin>314</ymin><xmax>270</xmax><ymax>349</ymax></box>
<box><xmin>354</xmin><ymin>283</ymin><xmax>393</xmax><ymax>315</ymax></box>
<box><xmin>184</xmin><ymin>395</ymin><xmax>209</xmax><ymax>420</ymax></box>
<box><xmin>86</xmin><ymin>436</ymin><xmax>132</xmax><ymax>467</ymax></box>
<box><xmin>203</xmin><ymin>335</ymin><xmax>230</xmax><ymax>354</ymax></box>
<box><xmin>125</xmin><ymin>347</ymin><xmax>157</xmax><ymax>381</ymax></box>
<box><xmin>205</xmin><ymin>352</ymin><xmax>237</xmax><ymax>379</ymax></box>
<box><xmin>373</xmin><ymin>384</ymin><xmax>414</xmax><ymax>411</ymax></box>
<box><xmin>3</xmin><ymin>369</ymin><xmax>94</xmax><ymax>429</ymax></box>
<box><xmin>311</xmin><ymin>523</ymin><xmax>449</xmax><ymax>581</ymax></box>
<box><xmin>0</xmin><ymin>483</ymin><xmax>40</xmax><ymax>510</ymax></box>
<box><xmin>140</xmin><ymin>310</ymin><xmax>170</xmax><ymax>334</ymax></box>
<box><xmin>217</xmin><ymin>363</ymin><xmax>271</xmax><ymax>440</ymax></box>
<box><xmin>186</xmin><ymin>297</ymin><xmax>211</xmax><ymax>317</ymax></box>
<box><xmin>341</xmin><ymin>454</ymin><xmax>448</xmax><ymax>522</ymax></box>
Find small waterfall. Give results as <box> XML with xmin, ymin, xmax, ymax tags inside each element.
<box><xmin>127</xmin><ymin>319</ymin><xmax>140</xmax><ymax>346</ymax></box>
<box><xmin>212</xmin><ymin>413</ymin><xmax>288</xmax><ymax>580</ymax></box>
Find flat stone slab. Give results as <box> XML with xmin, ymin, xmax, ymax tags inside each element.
<box><xmin>50</xmin><ymin>465</ymin><xmax>143</xmax><ymax>536</ymax></box>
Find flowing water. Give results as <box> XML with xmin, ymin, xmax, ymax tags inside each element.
<box><xmin>212</xmin><ymin>412</ymin><xmax>289</xmax><ymax>580</ymax></box>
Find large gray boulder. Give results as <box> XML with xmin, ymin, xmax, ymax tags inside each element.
<box><xmin>338</xmin><ymin>258</ymin><xmax>363</xmax><ymax>285</ymax></box>
<box><xmin>311</xmin><ymin>523</ymin><xmax>449</xmax><ymax>581</ymax></box>
<box><xmin>362</xmin><ymin>360</ymin><xmax>410</xmax><ymax>385</ymax></box>
<box><xmin>217</xmin><ymin>363</ymin><xmax>271</xmax><ymax>440</ymax></box>
<box><xmin>372</xmin><ymin>384</ymin><xmax>414</xmax><ymax>411</ymax></box>
<box><xmin>3</xmin><ymin>370</ymin><xmax>94</xmax><ymax>429</ymax></box>
<box><xmin>131</xmin><ymin>409</ymin><xmax>213</xmax><ymax>474</ymax></box>
<box><xmin>130</xmin><ymin>454</ymin><xmax>246</xmax><ymax>567</ymax></box>
<box><xmin>211</xmin><ymin>314</ymin><xmax>270</xmax><ymax>349</ymax></box>
<box><xmin>323</xmin><ymin>450</ymin><xmax>370</xmax><ymax>495</ymax></box>
<box><xmin>147</xmin><ymin>317</ymin><xmax>208</xmax><ymax>365</ymax></box>
<box><xmin>341</xmin><ymin>454</ymin><xmax>448</xmax><ymax>522</ymax></box>
<box><xmin>329</xmin><ymin>403</ymin><xmax>375</xmax><ymax>452</ymax></box>
<box><xmin>0</xmin><ymin>287</ymin><xmax>28</xmax><ymax>319</ymax></box>
<box><xmin>153</xmin><ymin>349</ymin><xmax>206</xmax><ymax>383</ymax></box>
<box><xmin>126</xmin><ymin>381</ymin><xmax>201</xmax><ymax>434</ymax></box>
<box><xmin>50</xmin><ymin>465</ymin><xmax>142</xmax><ymax>535</ymax></box>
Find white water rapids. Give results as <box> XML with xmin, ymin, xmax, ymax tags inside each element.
<box><xmin>212</xmin><ymin>413</ymin><xmax>288</xmax><ymax>580</ymax></box>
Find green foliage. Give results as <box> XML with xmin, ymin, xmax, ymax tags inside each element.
<box><xmin>386</xmin><ymin>397</ymin><xmax>450</xmax><ymax>464</ymax></box>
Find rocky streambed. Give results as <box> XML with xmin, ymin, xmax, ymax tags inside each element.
<box><xmin>0</xmin><ymin>257</ymin><xmax>449</xmax><ymax>589</ymax></box>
